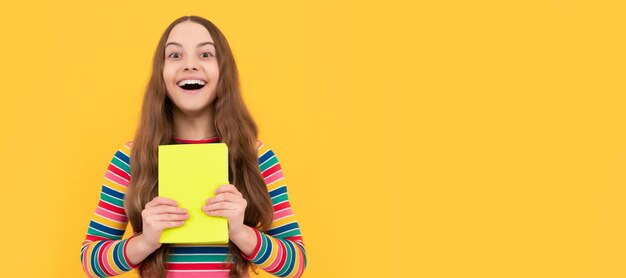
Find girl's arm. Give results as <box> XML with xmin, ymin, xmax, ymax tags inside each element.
<box><xmin>125</xmin><ymin>232</ymin><xmax>160</xmax><ymax>266</ymax></box>
<box><xmin>80</xmin><ymin>143</ymin><xmax>141</xmax><ymax>277</ymax></box>
<box><xmin>239</xmin><ymin>144</ymin><xmax>308</xmax><ymax>278</ymax></box>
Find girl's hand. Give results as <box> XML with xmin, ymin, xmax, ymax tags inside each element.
<box><xmin>202</xmin><ymin>184</ymin><xmax>248</xmax><ymax>236</ymax></box>
<box><xmin>140</xmin><ymin>196</ymin><xmax>189</xmax><ymax>249</ymax></box>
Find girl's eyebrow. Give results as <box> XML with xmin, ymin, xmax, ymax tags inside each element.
<box><xmin>165</xmin><ymin>41</ymin><xmax>215</xmax><ymax>48</ymax></box>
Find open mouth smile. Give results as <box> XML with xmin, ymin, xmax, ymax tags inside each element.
<box><xmin>177</xmin><ymin>79</ymin><xmax>207</xmax><ymax>92</ymax></box>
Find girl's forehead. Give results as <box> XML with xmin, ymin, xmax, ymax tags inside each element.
<box><xmin>166</xmin><ymin>21</ymin><xmax>215</xmax><ymax>45</ymax></box>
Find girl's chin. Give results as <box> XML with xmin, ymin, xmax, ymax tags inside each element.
<box><xmin>172</xmin><ymin>99</ymin><xmax>213</xmax><ymax>115</ymax></box>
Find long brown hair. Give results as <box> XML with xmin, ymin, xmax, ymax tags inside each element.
<box><xmin>124</xmin><ymin>16</ymin><xmax>274</xmax><ymax>278</ymax></box>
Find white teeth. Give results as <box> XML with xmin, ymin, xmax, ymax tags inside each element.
<box><xmin>177</xmin><ymin>79</ymin><xmax>207</xmax><ymax>86</ymax></box>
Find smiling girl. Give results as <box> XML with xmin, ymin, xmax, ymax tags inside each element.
<box><xmin>80</xmin><ymin>16</ymin><xmax>307</xmax><ymax>278</ymax></box>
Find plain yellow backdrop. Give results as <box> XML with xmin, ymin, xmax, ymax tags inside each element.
<box><xmin>0</xmin><ymin>0</ymin><xmax>625</xmax><ymax>277</ymax></box>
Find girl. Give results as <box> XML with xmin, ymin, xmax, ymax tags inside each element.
<box><xmin>80</xmin><ymin>16</ymin><xmax>307</xmax><ymax>278</ymax></box>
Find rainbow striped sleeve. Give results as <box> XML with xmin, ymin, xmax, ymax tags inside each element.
<box><xmin>80</xmin><ymin>142</ymin><xmax>139</xmax><ymax>277</ymax></box>
<box><xmin>241</xmin><ymin>142</ymin><xmax>308</xmax><ymax>277</ymax></box>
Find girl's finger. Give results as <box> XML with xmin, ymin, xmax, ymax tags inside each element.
<box><xmin>153</xmin><ymin>213</ymin><xmax>190</xmax><ymax>222</ymax></box>
<box><xmin>206</xmin><ymin>192</ymin><xmax>240</xmax><ymax>204</ymax></box>
<box><xmin>160</xmin><ymin>221</ymin><xmax>185</xmax><ymax>229</ymax></box>
<box><xmin>214</xmin><ymin>184</ymin><xmax>241</xmax><ymax>196</ymax></box>
<box><xmin>150</xmin><ymin>206</ymin><xmax>188</xmax><ymax>215</ymax></box>
<box><xmin>203</xmin><ymin>202</ymin><xmax>237</xmax><ymax>211</ymax></box>
<box><xmin>204</xmin><ymin>209</ymin><xmax>231</xmax><ymax>218</ymax></box>
<box><xmin>146</xmin><ymin>197</ymin><xmax>178</xmax><ymax>208</ymax></box>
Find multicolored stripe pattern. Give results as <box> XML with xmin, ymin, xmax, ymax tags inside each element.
<box><xmin>240</xmin><ymin>146</ymin><xmax>307</xmax><ymax>277</ymax></box>
<box><xmin>80</xmin><ymin>137</ymin><xmax>307</xmax><ymax>277</ymax></box>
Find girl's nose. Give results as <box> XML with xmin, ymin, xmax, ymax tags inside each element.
<box><xmin>183</xmin><ymin>58</ymin><xmax>199</xmax><ymax>71</ymax></box>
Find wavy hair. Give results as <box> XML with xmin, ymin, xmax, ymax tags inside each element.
<box><xmin>124</xmin><ymin>16</ymin><xmax>274</xmax><ymax>278</ymax></box>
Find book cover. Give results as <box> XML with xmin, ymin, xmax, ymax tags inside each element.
<box><xmin>157</xmin><ymin>143</ymin><xmax>229</xmax><ymax>244</ymax></box>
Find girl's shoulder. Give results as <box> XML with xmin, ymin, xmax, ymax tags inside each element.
<box><xmin>118</xmin><ymin>141</ymin><xmax>133</xmax><ymax>154</ymax></box>
<box><xmin>257</xmin><ymin>139</ymin><xmax>279</xmax><ymax>157</ymax></box>
<box><xmin>114</xmin><ymin>141</ymin><xmax>133</xmax><ymax>157</ymax></box>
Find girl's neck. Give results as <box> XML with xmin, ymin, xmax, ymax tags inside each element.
<box><xmin>172</xmin><ymin>107</ymin><xmax>218</xmax><ymax>140</ymax></box>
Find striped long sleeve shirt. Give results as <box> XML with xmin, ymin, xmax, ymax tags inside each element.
<box><xmin>80</xmin><ymin>136</ymin><xmax>307</xmax><ymax>277</ymax></box>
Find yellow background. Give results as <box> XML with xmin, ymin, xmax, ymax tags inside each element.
<box><xmin>0</xmin><ymin>0</ymin><xmax>625</xmax><ymax>277</ymax></box>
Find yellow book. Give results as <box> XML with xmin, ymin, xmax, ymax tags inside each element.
<box><xmin>158</xmin><ymin>143</ymin><xmax>229</xmax><ymax>244</ymax></box>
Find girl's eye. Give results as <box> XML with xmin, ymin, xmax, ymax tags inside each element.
<box><xmin>168</xmin><ymin>52</ymin><xmax>181</xmax><ymax>59</ymax></box>
<box><xmin>201</xmin><ymin>52</ymin><xmax>214</xmax><ymax>58</ymax></box>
